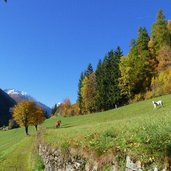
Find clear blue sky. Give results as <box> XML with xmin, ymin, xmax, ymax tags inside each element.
<box><xmin>0</xmin><ymin>0</ymin><xmax>170</xmax><ymax>107</ymax></box>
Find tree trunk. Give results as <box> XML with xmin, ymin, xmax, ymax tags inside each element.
<box><xmin>25</xmin><ymin>126</ymin><xmax>29</xmax><ymax>135</ymax></box>
<box><xmin>35</xmin><ymin>125</ymin><xmax>38</xmax><ymax>131</ymax></box>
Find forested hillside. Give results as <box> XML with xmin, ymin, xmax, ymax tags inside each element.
<box><xmin>53</xmin><ymin>10</ymin><xmax>171</xmax><ymax>117</ymax></box>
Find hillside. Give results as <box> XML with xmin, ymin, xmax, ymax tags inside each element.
<box><xmin>0</xmin><ymin>126</ymin><xmax>38</xmax><ymax>170</ymax></box>
<box><xmin>0</xmin><ymin>89</ymin><xmax>16</xmax><ymax>127</ymax></box>
<box><xmin>0</xmin><ymin>94</ymin><xmax>171</xmax><ymax>170</ymax></box>
<box><xmin>42</xmin><ymin>94</ymin><xmax>171</xmax><ymax>169</ymax></box>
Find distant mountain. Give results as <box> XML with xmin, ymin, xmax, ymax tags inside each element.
<box><xmin>0</xmin><ymin>89</ymin><xmax>16</xmax><ymax>127</ymax></box>
<box><xmin>4</xmin><ymin>89</ymin><xmax>52</xmax><ymax>117</ymax></box>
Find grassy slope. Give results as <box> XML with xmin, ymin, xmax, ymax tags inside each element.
<box><xmin>43</xmin><ymin>94</ymin><xmax>171</xmax><ymax>168</ymax></box>
<box><xmin>0</xmin><ymin>127</ymin><xmax>38</xmax><ymax>171</ymax></box>
<box><xmin>0</xmin><ymin>94</ymin><xmax>171</xmax><ymax>170</ymax></box>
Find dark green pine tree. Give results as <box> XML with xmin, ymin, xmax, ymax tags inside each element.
<box><xmin>51</xmin><ymin>104</ymin><xmax>57</xmax><ymax>115</ymax></box>
<box><xmin>95</xmin><ymin>59</ymin><xmax>106</xmax><ymax>111</ymax></box>
<box><xmin>95</xmin><ymin>47</ymin><xmax>123</xmax><ymax>111</ymax></box>
<box><xmin>103</xmin><ymin>47</ymin><xmax>123</xmax><ymax>110</ymax></box>
<box><xmin>77</xmin><ymin>72</ymin><xmax>85</xmax><ymax>114</ymax></box>
<box><xmin>85</xmin><ymin>63</ymin><xmax>94</xmax><ymax>77</ymax></box>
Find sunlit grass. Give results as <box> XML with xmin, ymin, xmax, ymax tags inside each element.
<box><xmin>0</xmin><ymin>94</ymin><xmax>171</xmax><ymax>170</ymax></box>
<box><xmin>0</xmin><ymin>127</ymin><xmax>38</xmax><ymax>171</ymax></box>
<box><xmin>42</xmin><ymin>94</ymin><xmax>171</xmax><ymax>168</ymax></box>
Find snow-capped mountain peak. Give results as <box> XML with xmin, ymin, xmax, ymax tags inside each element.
<box><xmin>5</xmin><ymin>89</ymin><xmax>27</xmax><ymax>96</ymax></box>
<box><xmin>4</xmin><ymin>88</ymin><xmax>51</xmax><ymax>117</ymax></box>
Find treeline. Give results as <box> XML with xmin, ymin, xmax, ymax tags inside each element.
<box><xmin>53</xmin><ymin>10</ymin><xmax>171</xmax><ymax>116</ymax></box>
<box><xmin>78</xmin><ymin>47</ymin><xmax>123</xmax><ymax>113</ymax></box>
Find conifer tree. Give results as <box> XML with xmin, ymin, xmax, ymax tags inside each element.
<box><xmin>85</xmin><ymin>63</ymin><xmax>94</xmax><ymax>77</ymax></box>
<box><xmin>95</xmin><ymin>59</ymin><xmax>105</xmax><ymax>111</ymax></box>
<box><xmin>119</xmin><ymin>27</ymin><xmax>155</xmax><ymax>100</ymax></box>
<box><xmin>96</xmin><ymin>47</ymin><xmax>123</xmax><ymax>111</ymax></box>
<box><xmin>149</xmin><ymin>10</ymin><xmax>171</xmax><ymax>56</ymax></box>
<box><xmin>77</xmin><ymin>72</ymin><xmax>85</xmax><ymax>114</ymax></box>
<box><xmin>51</xmin><ymin>104</ymin><xmax>57</xmax><ymax>115</ymax></box>
<box><xmin>77</xmin><ymin>64</ymin><xmax>94</xmax><ymax>114</ymax></box>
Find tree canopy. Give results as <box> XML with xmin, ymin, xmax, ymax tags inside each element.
<box><xmin>13</xmin><ymin>100</ymin><xmax>45</xmax><ymax>135</ymax></box>
<box><xmin>76</xmin><ymin>9</ymin><xmax>171</xmax><ymax>114</ymax></box>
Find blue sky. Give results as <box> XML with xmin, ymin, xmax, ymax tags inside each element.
<box><xmin>0</xmin><ymin>0</ymin><xmax>170</xmax><ymax>107</ymax></box>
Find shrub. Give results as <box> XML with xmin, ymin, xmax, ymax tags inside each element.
<box><xmin>144</xmin><ymin>91</ymin><xmax>153</xmax><ymax>100</ymax></box>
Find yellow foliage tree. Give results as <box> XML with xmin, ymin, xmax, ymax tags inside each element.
<box><xmin>56</xmin><ymin>99</ymin><xmax>80</xmax><ymax>117</ymax></box>
<box><xmin>151</xmin><ymin>68</ymin><xmax>171</xmax><ymax>96</ymax></box>
<box><xmin>30</xmin><ymin>106</ymin><xmax>45</xmax><ymax>131</ymax></box>
<box><xmin>84</xmin><ymin>73</ymin><xmax>97</xmax><ymax>113</ymax></box>
<box><xmin>13</xmin><ymin>100</ymin><xmax>45</xmax><ymax>135</ymax></box>
<box><xmin>157</xmin><ymin>45</ymin><xmax>171</xmax><ymax>71</ymax></box>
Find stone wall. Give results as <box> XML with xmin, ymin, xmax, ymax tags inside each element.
<box><xmin>39</xmin><ymin>144</ymin><xmax>86</xmax><ymax>171</ymax></box>
<box><xmin>38</xmin><ymin>144</ymin><xmax>167</xmax><ymax>171</ymax></box>
<box><xmin>38</xmin><ymin>144</ymin><xmax>118</xmax><ymax>171</ymax></box>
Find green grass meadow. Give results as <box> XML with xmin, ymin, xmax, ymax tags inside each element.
<box><xmin>0</xmin><ymin>94</ymin><xmax>171</xmax><ymax>170</ymax></box>
<box><xmin>0</xmin><ymin>127</ymin><xmax>42</xmax><ymax>171</ymax></box>
<box><xmin>43</xmin><ymin>94</ymin><xmax>171</xmax><ymax>168</ymax></box>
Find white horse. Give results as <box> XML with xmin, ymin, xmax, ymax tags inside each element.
<box><xmin>152</xmin><ymin>100</ymin><xmax>163</xmax><ymax>109</ymax></box>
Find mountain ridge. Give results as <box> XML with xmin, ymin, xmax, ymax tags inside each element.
<box><xmin>0</xmin><ymin>89</ymin><xmax>16</xmax><ymax>127</ymax></box>
<box><xmin>4</xmin><ymin>89</ymin><xmax>52</xmax><ymax>117</ymax></box>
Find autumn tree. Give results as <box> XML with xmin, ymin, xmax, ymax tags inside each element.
<box><xmin>13</xmin><ymin>100</ymin><xmax>45</xmax><ymax>135</ymax></box>
<box><xmin>151</xmin><ymin>68</ymin><xmax>171</xmax><ymax>96</ymax></box>
<box><xmin>119</xmin><ymin>27</ymin><xmax>156</xmax><ymax>101</ymax></box>
<box><xmin>77</xmin><ymin>64</ymin><xmax>94</xmax><ymax>114</ymax></box>
<box><xmin>149</xmin><ymin>10</ymin><xmax>171</xmax><ymax>57</ymax></box>
<box><xmin>133</xmin><ymin>27</ymin><xmax>155</xmax><ymax>93</ymax></box>
<box><xmin>60</xmin><ymin>98</ymin><xmax>71</xmax><ymax>117</ymax></box>
<box><xmin>84</xmin><ymin>73</ymin><xmax>97</xmax><ymax>113</ymax></box>
<box><xmin>80</xmin><ymin>76</ymin><xmax>88</xmax><ymax>114</ymax></box>
<box><xmin>119</xmin><ymin>56</ymin><xmax>132</xmax><ymax>100</ymax></box>
<box><xmin>58</xmin><ymin>98</ymin><xmax>79</xmax><ymax>117</ymax></box>
<box><xmin>59</xmin><ymin>100</ymin><xmax>80</xmax><ymax>117</ymax></box>
<box><xmin>167</xmin><ymin>20</ymin><xmax>171</xmax><ymax>32</ymax></box>
<box><xmin>72</xmin><ymin>103</ymin><xmax>80</xmax><ymax>115</ymax></box>
<box><xmin>157</xmin><ymin>45</ymin><xmax>171</xmax><ymax>71</ymax></box>
<box><xmin>31</xmin><ymin>107</ymin><xmax>45</xmax><ymax>131</ymax></box>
